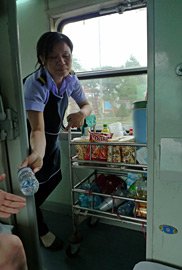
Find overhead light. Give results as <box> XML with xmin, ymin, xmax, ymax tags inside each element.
<box><xmin>16</xmin><ymin>0</ymin><xmax>31</xmax><ymax>4</ymax></box>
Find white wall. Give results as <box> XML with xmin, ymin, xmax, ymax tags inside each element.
<box><xmin>147</xmin><ymin>0</ymin><xmax>182</xmax><ymax>267</ymax></box>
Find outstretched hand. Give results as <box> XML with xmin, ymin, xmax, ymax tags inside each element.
<box><xmin>0</xmin><ymin>174</ymin><xmax>26</xmax><ymax>218</ymax></box>
<box><xmin>20</xmin><ymin>151</ymin><xmax>43</xmax><ymax>173</ymax></box>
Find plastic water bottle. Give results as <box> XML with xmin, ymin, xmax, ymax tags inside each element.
<box><xmin>79</xmin><ymin>193</ymin><xmax>102</xmax><ymax>209</ymax></box>
<box><xmin>98</xmin><ymin>188</ymin><xmax>126</xmax><ymax>211</ymax></box>
<box><xmin>78</xmin><ymin>194</ymin><xmax>89</xmax><ymax>208</ymax></box>
<box><xmin>117</xmin><ymin>200</ymin><xmax>135</xmax><ymax>216</ymax></box>
<box><xmin>17</xmin><ymin>167</ymin><xmax>39</xmax><ymax>196</ymax></box>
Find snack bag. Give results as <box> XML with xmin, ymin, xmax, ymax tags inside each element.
<box><xmin>75</xmin><ymin>144</ymin><xmax>89</xmax><ymax>160</ymax></box>
<box><xmin>74</xmin><ymin>138</ymin><xmax>90</xmax><ymax>160</ymax></box>
<box><xmin>121</xmin><ymin>145</ymin><xmax>136</xmax><ymax>163</ymax></box>
<box><xmin>89</xmin><ymin>132</ymin><xmax>113</xmax><ymax>161</ymax></box>
<box><xmin>107</xmin><ymin>145</ymin><xmax>121</xmax><ymax>163</ymax></box>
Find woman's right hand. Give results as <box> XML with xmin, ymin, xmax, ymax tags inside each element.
<box><xmin>20</xmin><ymin>151</ymin><xmax>43</xmax><ymax>173</ymax></box>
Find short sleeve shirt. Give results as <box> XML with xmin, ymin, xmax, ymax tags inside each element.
<box><xmin>24</xmin><ymin>68</ymin><xmax>87</xmax><ymax>112</ymax></box>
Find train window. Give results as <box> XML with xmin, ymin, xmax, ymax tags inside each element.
<box><xmin>59</xmin><ymin>7</ymin><xmax>147</xmax><ymax>131</ymax></box>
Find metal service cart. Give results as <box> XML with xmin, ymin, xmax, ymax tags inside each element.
<box><xmin>66</xmin><ymin>131</ymin><xmax>147</xmax><ymax>257</ymax></box>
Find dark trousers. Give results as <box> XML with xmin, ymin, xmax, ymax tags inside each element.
<box><xmin>34</xmin><ymin>170</ymin><xmax>62</xmax><ymax>237</ymax></box>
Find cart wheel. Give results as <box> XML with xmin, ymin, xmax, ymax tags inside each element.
<box><xmin>87</xmin><ymin>216</ymin><xmax>99</xmax><ymax>227</ymax></box>
<box><xmin>66</xmin><ymin>231</ymin><xmax>82</xmax><ymax>258</ymax></box>
<box><xmin>66</xmin><ymin>242</ymin><xmax>80</xmax><ymax>257</ymax></box>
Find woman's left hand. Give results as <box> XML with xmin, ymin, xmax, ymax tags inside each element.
<box><xmin>65</xmin><ymin>111</ymin><xmax>85</xmax><ymax>130</ymax></box>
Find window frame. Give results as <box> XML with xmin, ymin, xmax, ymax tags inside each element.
<box><xmin>53</xmin><ymin>1</ymin><xmax>147</xmax><ymax>131</ymax></box>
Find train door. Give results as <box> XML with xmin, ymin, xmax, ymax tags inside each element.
<box><xmin>0</xmin><ymin>1</ymin><xmax>43</xmax><ymax>269</ymax></box>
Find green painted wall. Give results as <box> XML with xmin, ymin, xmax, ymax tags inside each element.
<box><xmin>17</xmin><ymin>0</ymin><xmax>49</xmax><ymax>77</ymax></box>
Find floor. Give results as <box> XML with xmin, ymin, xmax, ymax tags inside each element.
<box><xmin>40</xmin><ymin>209</ymin><xmax>146</xmax><ymax>270</ymax></box>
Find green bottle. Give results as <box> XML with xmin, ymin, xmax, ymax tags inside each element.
<box><xmin>82</xmin><ymin>119</ymin><xmax>89</xmax><ymax>136</ymax></box>
<box><xmin>101</xmin><ymin>124</ymin><xmax>110</xmax><ymax>134</ymax></box>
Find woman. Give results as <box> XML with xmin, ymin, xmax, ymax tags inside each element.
<box><xmin>21</xmin><ymin>32</ymin><xmax>92</xmax><ymax>250</ymax></box>
<box><xmin>0</xmin><ymin>173</ymin><xmax>27</xmax><ymax>270</ymax></box>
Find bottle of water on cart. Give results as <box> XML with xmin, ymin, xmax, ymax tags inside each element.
<box><xmin>17</xmin><ymin>167</ymin><xmax>39</xmax><ymax>196</ymax></box>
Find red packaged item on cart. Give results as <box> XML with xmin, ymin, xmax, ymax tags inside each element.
<box><xmin>88</xmin><ymin>132</ymin><xmax>113</xmax><ymax>161</ymax></box>
<box><xmin>89</xmin><ymin>132</ymin><xmax>113</xmax><ymax>142</ymax></box>
<box><xmin>94</xmin><ymin>174</ymin><xmax>126</xmax><ymax>194</ymax></box>
<box><xmin>74</xmin><ymin>137</ymin><xmax>89</xmax><ymax>160</ymax></box>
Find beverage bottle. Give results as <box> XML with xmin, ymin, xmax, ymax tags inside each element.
<box><xmin>78</xmin><ymin>194</ymin><xmax>89</xmax><ymax>208</ymax></box>
<box><xmin>17</xmin><ymin>167</ymin><xmax>39</xmax><ymax>196</ymax></box>
<box><xmin>135</xmin><ymin>179</ymin><xmax>147</xmax><ymax>200</ymax></box>
<box><xmin>117</xmin><ymin>200</ymin><xmax>135</xmax><ymax>216</ymax></box>
<box><xmin>80</xmin><ymin>182</ymin><xmax>102</xmax><ymax>209</ymax></box>
<box><xmin>88</xmin><ymin>195</ymin><xmax>102</xmax><ymax>209</ymax></box>
<box><xmin>101</xmin><ymin>124</ymin><xmax>110</xmax><ymax>134</ymax></box>
<box><xmin>98</xmin><ymin>187</ymin><xmax>125</xmax><ymax>211</ymax></box>
<box><xmin>129</xmin><ymin>128</ymin><xmax>133</xmax><ymax>135</ymax></box>
<box><xmin>81</xmin><ymin>119</ymin><xmax>90</xmax><ymax>137</ymax></box>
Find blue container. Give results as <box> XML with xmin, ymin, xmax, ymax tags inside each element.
<box><xmin>133</xmin><ymin>101</ymin><xmax>147</xmax><ymax>144</ymax></box>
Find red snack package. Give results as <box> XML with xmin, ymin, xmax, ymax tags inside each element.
<box><xmin>89</xmin><ymin>132</ymin><xmax>113</xmax><ymax>142</ymax></box>
<box><xmin>94</xmin><ymin>174</ymin><xmax>126</xmax><ymax>194</ymax></box>
<box><xmin>89</xmin><ymin>132</ymin><xmax>113</xmax><ymax>161</ymax></box>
